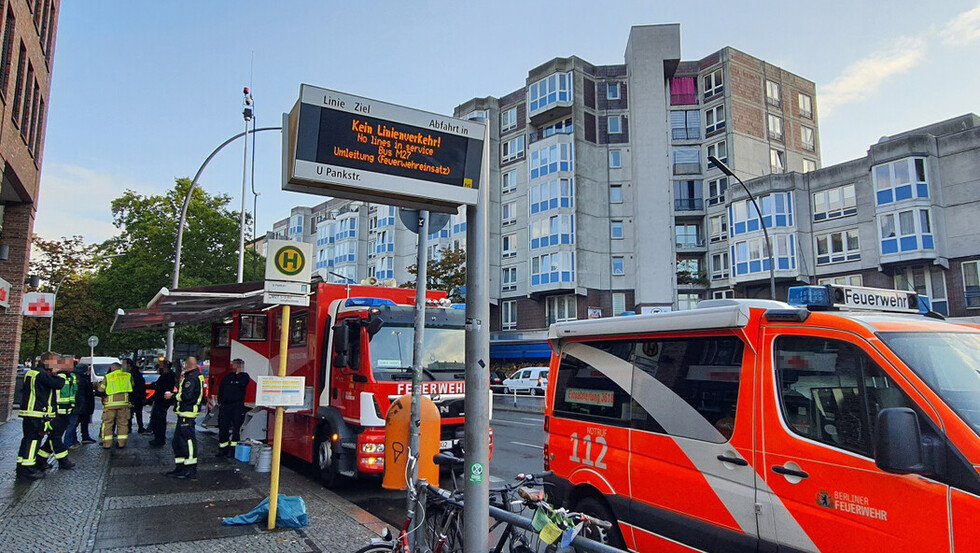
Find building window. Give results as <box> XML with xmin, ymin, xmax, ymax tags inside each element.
<box><xmin>500</xmin><ymin>107</ymin><xmax>518</xmax><ymax>133</ymax></box>
<box><xmin>673</xmin><ymin>147</ymin><xmax>701</xmax><ymax>175</ymax></box>
<box><xmin>766</xmin><ymin>80</ymin><xmax>781</xmax><ymax>107</ymax></box>
<box><xmin>798</xmin><ymin>93</ymin><xmax>813</xmax><ymax>119</ymax></box>
<box><xmin>529</xmin><ymin>177</ymin><xmax>574</xmax><ymax>214</ymax></box>
<box><xmin>703</xmin><ymin>69</ymin><xmax>723</xmax><ymax>99</ymax></box>
<box><xmin>675</xmin><ymin>223</ymin><xmax>701</xmax><ymax>248</ymax></box>
<box><xmin>729</xmin><ymin>192</ymin><xmax>794</xmax><ymax>236</ymax></box>
<box><xmin>607</xmin><ymin>115</ymin><xmax>622</xmax><ymax>134</ymax></box>
<box><xmin>803</xmin><ymin>159</ymin><xmax>816</xmax><ymax>173</ymax></box>
<box><xmin>711</xmin><ymin>252</ymin><xmax>729</xmax><ymax>279</ymax></box>
<box><xmin>707</xmin><ymin>177</ymin><xmax>728</xmax><ymax>206</ymax></box>
<box><xmin>767</xmin><ymin>113</ymin><xmax>783</xmax><ymax>141</ymax></box>
<box><xmin>733</xmin><ymin>234</ymin><xmax>797</xmax><ymax>275</ymax></box>
<box><xmin>502</xmin><ymin>202</ymin><xmax>517</xmax><ymax>225</ymax></box>
<box><xmin>609</xmin><ymin>149</ymin><xmax>622</xmax><ymax>168</ymax></box>
<box><xmin>609</xmin><ymin>185</ymin><xmax>623</xmax><ymax>204</ymax></box>
<box><xmin>531</xmin><ymin>251</ymin><xmax>576</xmax><ymax>286</ymax></box>
<box><xmin>800</xmin><ymin>126</ymin><xmax>815</xmax><ymax>151</ymax></box>
<box><xmin>708</xmin><ymin>214</ymin><xmax>727</xmax><ymax>243</ymax></box>
<box><xmin>670</xmin><ymin>109</ymin><xmax>700</xmax><ymax>140</ymax></box>
<box><xmin>677</xmin><ymin>293</ymin><xmax>700</xmax><ymax>311</ymax></box>
<box><xmin>612</xmin><ymin>256</ymin><xmax>625</xmax><ymax>275</ymax></box>
<box><xmin>20</xmin><ymin>63</ymin><xmax>32</xmax><ymax>137</ymax></box>
<box><xmin>963</xmin><ymin>261</ymin><xmax>980</xmax><ymax>308</ymax></box>
<box><xmin>879</xmin><ymin>208</ymin><xmax>934</xmax><ymax>255</ymax></box>
<box><xmin>670</xmin><ymin>76</ymin><xmax>697</xmax><ymax>105</ymax></box>
<box><xmin>611</xmin><ymin>220</ymin><xmax>624</xmax><ymax>240</ymax></box>
<box><xmin>612</xmin><ymin>293</ymin><xmax>626</xmax><ymax>316</ymax></box>
<box><xmin>529</xmin><ymin>213</ymin><xmax>575</xmax><ymax>249</ymax></box>
<box><xmin>894</xmin><ymin>267</ymin><xmax>948</xmax><ymax>316</ymax></box>
<box><xmin>705</xmin><ymin>104</ymin><xmax>725</xmax><ymax>135</ymax></box>
<box><xmin>528</xmin><ymin>72</ymin><xmax>572</xmax><ymax>114</ymax></box>
<box><xmin>673</xmin><ymin>180</ymin><xmax>703</xmax><ymax>211</ymax></box>
<box><xmin>502</xmin><ymin>266</ymin><xmax>518</xmax><ymax>292</ymax></box>
<box><xmin>770</xmin><ymin>149</ymin><xmax>785</xmax><ymax>173</ymax></box>
<box><xmin>707</xmin><ymin>141</ymin><xmax>727</xmax><ymax>168</ymax></box>
<box><xmin>0</xmin><ymin>6</ymin><xmax>14</xmax><ymax>94</ymax></box>
<box><xmin>712</xmin><ymin>289</ymin><xmax>734</xmax><ymax>299</ymax></box>
<box><xmin>11</xmin><ymin>42</ymin><xmax>25</xmax><ymax>126</ymax></box>
<box><xmin>812</xmin><ymin>184</ymin><xmax>856</xmax><ymax>221</ymax></box>
<box><xmin>546</xmin><ymin>295</ymin><xmax>577</xmax><ymax>324</ymax></box>
<box><xmin>501</xmin><ymin>135</ymin><xmax>525</xmax><ymax>163</ymax></box>
<box><xmin>816</xmin><ymin>229</ymin><xmax>860</xmax><ymax>265</ymax></box>
<box><xmin>606</xmin><ymin>82</ymin><xmax>620</xmax><ymax>100</ymax></box>
<box><xmin>818</xmin><ymin>274</ymin><xmax>864</xmax><ymax>287</ymax></box>
<box><xmin>502</xmin><ymin>300</ymin><xmax>517</xmax><ymax>330</ymax></box>
<box><xmin>502</xmin><ymin>233</ymin><xmax>517</xmax><ymax>258</ymax></box>
<box><xmin>677</xmin><ymin>258</ymin><xmax>702</xmax><ymax>283</ymax></box>
<box><xmin>529</xmin><ymin>142</ymin><xmax>574</xmax><ymax>179</ymax></box>
<box><xmin>873</xmin><ymin>157</ymin><xmax>929</xmax><ymax>205</ymax></box>
<box><xmin>501</xmin><ymin>170</ymin><xmax>517</xmax><ymax>193</ymax></box>
<box><xmin>531</xmin><ymin>117</ymin><xmax>573</xmax><ymax>143</ymax></box>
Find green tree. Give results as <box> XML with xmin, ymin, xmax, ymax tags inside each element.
<box><xmin>404</xmin><ymin>245</ymin><xmax>466</xmax><ymax>302</ymax></box>
<box><xmin>93</xmin><ymin>178</ymin><xmax>264</xmax><ymax>355</ymax></box>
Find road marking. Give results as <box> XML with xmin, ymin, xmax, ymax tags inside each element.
<box><xmin>493</xmin><ymin>419</ymin><xmax>541</xmax><ymax>427</ymax></box>
<box><xmin>511</xmin><ymin>441</ymin><xmax>544</xmax><ymax>450</ymax></box>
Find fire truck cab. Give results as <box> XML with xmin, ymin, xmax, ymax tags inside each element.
<box><xmin>209</xmin><ymin>282</ymin><xmax>473</xmax><ymax>487</ymax></box>
<box><xmin>544</xmin><ymin>284</ymin><xmax>980</xmax><ymax>552</ymax></box>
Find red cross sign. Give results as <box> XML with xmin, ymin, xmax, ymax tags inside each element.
<box><xmin>22</xmin><ymin>292</ymin><xmax>55</xmax><ymax>317</ymax></box>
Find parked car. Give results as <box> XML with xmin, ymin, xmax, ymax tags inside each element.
<box><xmin>76</xmin><ymin>356</ymin><xmax>122</xmax><ymax>383</ymax></box>
<box><xmin>143</xmin><ymin>371</ymin><xmax>160</xmax><ymax>402</ymax></box>
<box><xmin>490</xmin><ymin>370</ymin><xmax>506</xmax><ymax>393</ymax></box>
<box><xmin>502</xmin><ymin>366</ymin><xmax>549</xmax><ymax>395</ymax></box>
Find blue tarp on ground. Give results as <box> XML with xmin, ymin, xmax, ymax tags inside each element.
<box><xmin>490</xmin><ymin>341</ymin><xmax>552</xmax><ymax>361</ymax></box>
<box><xmin>222</xmin><ymin>496</ymin><xmax>308</xmax><ymax>528</ymax></box>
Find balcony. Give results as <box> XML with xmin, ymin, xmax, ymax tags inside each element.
<box><xmin>670</xmin><ymin>93</ymin><xmax>698</xmax><ymax>106</ymax></box>
<box><xmin>528</xmin><ymin>124</ymin><xmax>573</xmax><ymax>145</ymax></box>
<box><xmin>671</xmin><ymin>127</ymin><xmax>701</xmax><ymax>141</ymax></box>
<box><xmin>674</xmin><ymin>198</ymin><xmax>704</xmax><ymax>211</ymax></box>
<box><xmin>673</xmin><ymin>163</ymin><xmax>701</xmax><ymax>176</ymax></box>
<box><xmin>676</xmin><ymin>238</ymin><xmax>707</xmax><ymax>251</ymax></box>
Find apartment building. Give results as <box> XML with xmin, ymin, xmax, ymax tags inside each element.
<box><xmin>452</xmin><ymin>24</ymin><xmax>820</xmax><ymax>341</ymax></box>
<box><xmin>730</xmin><ymin>114</ymin><xmax>980</xmax><ymax>317</ymax></box>
<box><xmin>0</xmin><ymin>1</ymin><xmax>59</xmax><ymax>420</ymax></box>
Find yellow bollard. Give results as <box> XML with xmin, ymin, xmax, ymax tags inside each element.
<box><xmin>267</xmin><ymin>305</ymin><xmax>291</xmax><ymax>530</ymax></box>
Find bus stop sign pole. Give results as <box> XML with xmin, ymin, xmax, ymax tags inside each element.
<box><xmin>267</xmin><ymin>305</ymin><xmax>291</xmax><ymax>530</ymax></box>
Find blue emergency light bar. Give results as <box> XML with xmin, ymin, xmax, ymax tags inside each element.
<box><xmin>787</xmin><ymin>285</ymin><xmax>920</xmax><ymax>314</ymax></box>
<box><xmin>345</xmin><ymin>298</ymin><xmax>396</xmax><ymax>308</ymax></box>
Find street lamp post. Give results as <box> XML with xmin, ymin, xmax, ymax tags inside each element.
<box><xmin>47</xmin><ymin>274</ymin><xmax>69</xmax><ymax>351</ymax></box>
<box><xmin>165</xmin><ymin>125</ymin><xmax>281</xmax><ymax>361</ymax></box>
<box><xmin>708</xmin><ymin>156</ymin><xmax>777</xmax><ymax>300</ymax></box>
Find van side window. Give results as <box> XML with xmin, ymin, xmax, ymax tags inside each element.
<box><xmin>775</xmin><ymin>336</ymin><xmax>915</xmax><ymax>457</ymax></box>
<box><xmin>553</xmin><ymin>340</ymin><xmax>634</xmax><ymax>427</ymax></box>
<box><xmin>630</xmin><ymin>336</ymin><xmax>744</xmax><ymax>442</ymax></box>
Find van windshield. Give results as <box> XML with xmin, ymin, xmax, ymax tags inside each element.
<box><xmin>368</xmin><ymin>325</ymin><xmax>465</xmax><ymax>381</ymax></box>
<box><xmin>78</xmin><ymin>363</ymin><xmax>114</xmax><ymax>377</ymax></box>
<box><xmin>879</xmin><ymin>331</ymin><xmax>980</xmax><ymax>436</ymax></box>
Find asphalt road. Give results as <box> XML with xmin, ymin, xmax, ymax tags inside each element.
<box><xmin>329</xmin><ymin>408</ymin><xmax>547</xmax><ymax>528</ymax></box>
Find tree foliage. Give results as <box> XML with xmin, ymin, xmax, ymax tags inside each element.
<box><xmin>404</xmin><ymin>245</ymin><xmax>466</xmax><ymax>302</ymax></box>
<box><xmin>21</xmin><ymin>178</ymin><xmax>264</xmax><ymax>361</ymax></box>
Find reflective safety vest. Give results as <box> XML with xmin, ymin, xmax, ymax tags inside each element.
<box><xmin>55</xmin><ymin>373</ymin><xmax>78</xmax><ymax>415</ymax></box>
<box><xmin>104</xmin><ymin>370</ymin><xmax>133</xmax><ymax>408</ymax></box>
<box><xmin>174</xmin><ymin>370</ymin><xmax>205</xmax><ymax>418</ymax></box>
<box><xmin>19</xmin><ymin>370</ymin><xmax>55</xmax><ymax>418</ymax></box>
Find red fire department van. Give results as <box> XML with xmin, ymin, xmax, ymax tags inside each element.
<box><xmin>544</xmin><ymin>284</ymin><xmax>980</xmax><ymax>552</ymax></box>
<box><xmin>209</xmin><ymin>282</ymin><xmax>475</xmax><ymax>487</ymax></box>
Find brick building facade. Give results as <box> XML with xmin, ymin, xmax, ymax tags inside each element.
<box><xmin>0</xmin><ymin>0</ymin><xmax>59</xmax><ymax>420</ymax></box>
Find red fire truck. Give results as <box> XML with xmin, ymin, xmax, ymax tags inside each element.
<box><xmin>208</xmin><ymin>282</ymin><xmax>477</xmax><ymax>487</ymax></box>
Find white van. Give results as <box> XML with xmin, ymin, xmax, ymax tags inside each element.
<box><xmin>76</xmin><ymin>356</ymin><xmax>122</xmax><ymax>382</ymax></box>
<box><xmin>502</xmin><ymin>366</ymin><xmax>549</xmax><ymax>395</ymax></box>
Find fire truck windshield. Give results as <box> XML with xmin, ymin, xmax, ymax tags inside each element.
<box><xmin>880</xmin><ymin>331</ymin><xmax>980</xmax><ymax>435</ymax></box>
<box><xmin>368</xmin><ymin>325</ymin><xmax>466</xmax><ymax>381</ymax></box>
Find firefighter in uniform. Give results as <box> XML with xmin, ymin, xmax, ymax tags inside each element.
<box><xmin>38</xmin><ymin>356</ymin><xmax>77</xmax><ymax>470</ymax></box>
<box><xmin>17</xmin><ymin>352</ymin><xmax>65</xmax><ymax>480</ymax></box>
<box><xmin>165</xmin><ymin>356</ymin><xmax>204</xmax><ymax>480</ymax></box>
<box><xmin>96</xmin><ymin>362</ymin><xmax>133</xmax><ymax>449</ymax></box>
<box><xmin>215</xmin><ymin>358</ymin><xmax>251</xmax><ymax>458</ymax></box>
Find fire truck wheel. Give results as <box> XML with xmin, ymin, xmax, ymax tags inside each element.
<box><xmin>315</xmin><ymin>432</ymin><xmax>344</xmax><ymax>488</ymax></box>
<box><xmin>575</xmin><ymin>496</ymin><xmax>626</xmax><ymax>549</ymax></box>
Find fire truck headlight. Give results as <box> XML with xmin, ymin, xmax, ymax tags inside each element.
<box><xmin>361</xmin><ymin>443</ymin><xmax>384</xmax><ymax>454</ymax></box>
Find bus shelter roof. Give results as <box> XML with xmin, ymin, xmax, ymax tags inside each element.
<box><xmin>111</xmin><ymin>281</ymin><xmax>266</xmax><ymax>332</ymax></box>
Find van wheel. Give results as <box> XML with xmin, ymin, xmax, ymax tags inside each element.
<box><xmin>315</xmin><ymin>431</ymin><xmax>345</xmax><ymax>489</ymax></box>
<box><xmin>575</xmin><ymin>497</ymin><xmax>626</xmax><ymax>549</ymax></box>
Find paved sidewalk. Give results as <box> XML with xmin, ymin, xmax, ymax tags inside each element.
<box><xmin>0</xmin><ymin>410</ymin><xmax>387</xmax><ymax>552</ymax></box>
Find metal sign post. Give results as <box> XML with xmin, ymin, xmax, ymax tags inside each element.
<box><xmin>407</xmin><ymin>209</ymin><xmax>428</xmax><ymax>551</ymax></box>
<box><xmin>88</xmin><ymin>335</ymin><xmax>98</xmax><ymax>360</ymax></box>
<box><xmin>267</xmin><ymin>305</ymin><xmax>291</xmax><ymax>530</ymax></box>
<box><xmin>462</xmin><ymin>122</ymin><xmax>491</xmax><ymax>553</ymax></box>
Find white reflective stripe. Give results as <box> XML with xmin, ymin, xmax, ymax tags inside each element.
<box><xmin>755</xmin><ymin>483</ymin><xmax>819</xmax><ymax>552</ymax></box>
<box><xmin>563</xmin><ymin>342</ymin><xmax>723</xmax><ymax>442</ymax></box>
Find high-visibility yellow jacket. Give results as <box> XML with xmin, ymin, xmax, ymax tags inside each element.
<box><xmin>19</xmin><ymin>368</ymin><xmax>60</xmax><ymax>418</ymax></box>
<box><xmin>98</xmin><ymin>369</ymin><xmax>133</xmax><ymax>408</ymax></box>
<box><xmin>54</xmin><ymin>372</ymin><xmax>78</xmax><ymax>416</ymax></box>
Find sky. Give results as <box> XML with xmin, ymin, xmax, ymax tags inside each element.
<box><xmin>34</xmin><ymin>0</ymin><xmax>980</xmax><ymax>244</ymax></box>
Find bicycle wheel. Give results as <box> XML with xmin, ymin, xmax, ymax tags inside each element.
<box><xmin>353</xmin><ymin>545</ymin><xmax>395</xmax><ymax>553</ymax></box>
<box><xmin>420</xmin><ymin>499</ymin><xmax>464</xmax><ymax>553</ymax></box>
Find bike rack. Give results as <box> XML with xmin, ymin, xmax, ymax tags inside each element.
<box><xmin>487</xmin><ymin>503</ymin><xmax>627</xmax><ymax>553</ymax></box>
